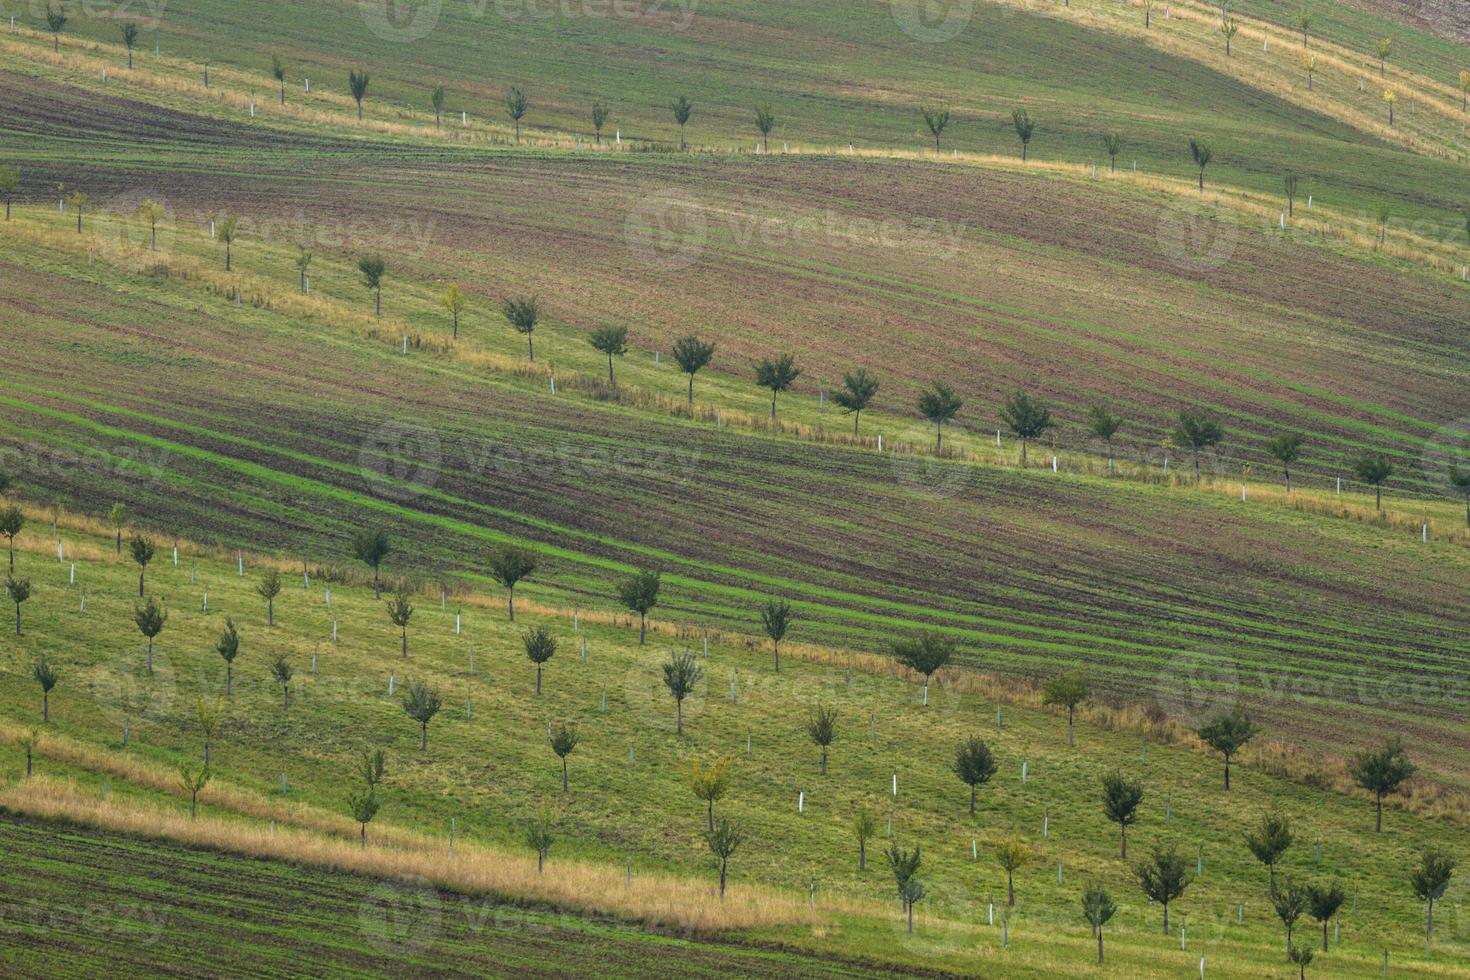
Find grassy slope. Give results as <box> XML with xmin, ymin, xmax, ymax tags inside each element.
<box><xmin>0</xmin><ymin>524</ymin><xmax>1467</xmax><ymax>976</ymax></box>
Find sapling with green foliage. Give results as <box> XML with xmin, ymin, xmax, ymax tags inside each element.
<box><xmin>295</xmin><ymin>247</ymin><xmax>312</xmax><ymax>294</ymax></box>
<box><xmin>755</xmin><ymin>354</ymin><xmax>801</xmax><ymax>421</ymax></box>
<box><xmin>178</xmin><ymin>763</ymin><xmax>210</xmax><ymax>820</ymax></box>
<box><xmin>523</xmin><ymin>625</ymin><xmax>557</xmax><ymax>695</ymax></box>
<box><xmin>108</xmin><ymin>503</ymin><xmax>126</xmax><ymax>555</ymax></box>
<box><xmin>1306</xmin><ymin>879</ymin><xmax>1344</xmax><ymax>951</ymax></box>
<box><xmin>440</xmin><ymin>284</ymin><xmax>466</xmax><ymax>339</ymax></box>
<box><xmin>1449</xmin><ymin>465</ymin><xmax>1470</xmax><ymax>527</ymax></box>
<box><xmin>706</xmin><ymin>817</ymin><xmax>744</xmax><ymax>899</ymax></box>
<box><xmin>488</xmin><ymin>543</ymin><xmax>537</xmax><ymax>621</ymax></box>
<box><xmin>663</xmin><ymin>651</ymin><xmax>703</xmax><ymax>735</ymax></box>
<box><xmin>1196</xmin><ymin>705</ymin><xmax>1258</xmax><ymax>789</ymax></box>
<box><xmin>672</xmin><ymin>335</ymin><xmax>716</xmax><ymax>406</ymax></box>
<box><xmin>387</xmin><ymin>590</ymin><xmax>414</xmax><ymax>658</ymax></box>
<box><xmin>920</xmin><ymin>106</ymin><xmax>949</xmax><ymax>151</ymax></box>
<box><xmin>18</xmin><ymin>728</ymin><xmax>38</xmax><ymax>777</ymax></box>
<box><xmin>401</xmin><ymin>681</ymin><xmax>442</xmax><ymax>751</ymax></box>
<box><xmin>526</xmin><ymin>812</ymin><xmax>554</xmax><ymax>872</ymax></box>
<box><xmin>33</xmin><ymin>654</ymin><xmax>57</xmax><ymax>722</ymax></box>
<box><xmin>618</xmin><ymin>568</ymin><xmax>661</xmax><ymax>644</ymax></box>
<box><xmin>759</xmin><ymin>598</ymin><xmax>794</xmax><ymax>671</ymax></box>
<box><xmin>136</xmin><ymin>200</ymin><xmax>164</xmax><ymax>251</ymax></box>
<box><xmin>65</xmin><ymin>191</ymin><xmax>87</xmax><ymax>233</ymax></box>
<box><xmin>45</xmin><ymin>4</ymin><xmax>66</xmax><ymax>52</ymax></box>
<box><xmin>591</xmin><ymin>101</ymin><xmax>609</xmax><ymax>144</ymax></box>
<box><xmin>1289</xmin><ymin>944</ymin><xmax>1314</xmax><ymax>979</ymax></box>
<box><xmin>502</xmin><ymin>296</ymin><xmax>540</xmax><ymax>361</ymax></box>
<box><xmin>1245</xmin><ymin>808</ymin><xmax>1294</xmax><ymax>891</ymax></box>
<box><xmin>1082</xmin><ymin>883</ymin><xmax>1117</xmax><ymax>963</ymax></box>
<box><xmin>805</xmin><ymin>705</ymin><xmax>837</xmax><ymax>775</ymax></box>
<box><xmin>952</xmin><ymin>736</ymin><xmax>997</xmax><ymax>814</ymax></box>
<box><xmin>348</xmin><ymin>69</ymin><xmax>369</xmax><ymax>120</ymax></box>
<box><xmin>1189</xmin><ymin>139</ymin><xmax>1214</xmax><ymax>191</ymax></box>
<box><xmin>999</xmin><ymin>391</ymin><xmax>1054</xmax><ymax>466</ymax></box>
<box><xmin>271</xmin><ymin>54</ymin><xmax>286</xmax><ymax>105</ymax></box>
<box><xmin>347</xmin><ymin>749</ymin><xmax>386</xmax><ymax>847</ymax></box>
<box><xmin>0</xmin><ymin>504</ymin><xmax>22</xmax><ymax>572</ymax></box>
<box><xmin>194</xmin><ymin>696</ymin><xmax>223</xmax><ymax>766</ymax></box>
<box><xmin>852</xmin><ymin>810</ymin><xmax>876</xmax><ymax>871</ymax></box>
<box><xmin>1349</xmin><ymin>738</ymin><xmax>1415</xmax><ymax>832</ymax></box>
<box><xmin>271</xmin><ymin>656</ymin><xmax>293</xmax><ymax>710</ymax></box>
<box><xmin>1375</xmin><ymin>37</ymin><xmax>1392</xmax><ymax>77</ymax></box>
<box><xmin>257</xmin><ymin>569</ymin><xmax>281</xmax><ymax>626</ymax></box>
<box><xmin>134</xmin><ymin>596</ymin><xmax>166</xmax><ymax>673</ymax></box>
<box><xmin>353</xmin><ymin>527</ymin><xmax>391</xmax><ymax>598</ymax></box>
<box><xmin>1011</xmin><ymin>109</ymin><xmax>1035</xmax><ymax>161</ymax></box>
<box><xmin>1372</xmin><ymin>196</ymin><xmax>1391</xmax><ymax>243</ymax></box>
<box><xmin>917</xmin><ymin>382</ymin><xmax>962</xmax><ymax>451</ymax></box>
<box><xmin>754</xmin><ymin>105</ymin><xmax>776</xmax><ymax>153</ymax></box>
<box><xmin>549</xmin><ymin>723</ymin><xmax>579</xmax><ymax>792</ymax></box>
<box><xmin>1103</xmin><ymin>132</ymin><xmax>1121</xmax><ymax>172</ymax></box>
<box><xmin>1267</xmin><ymin>432</ymin><xmax>1305</xmax><ymax>493</ymax></box>
<box><xmin>995</xmin><ymin>837</ymin><xmax>1031</xmax><ymax>907</ymax></box>
<box><xmin>129</xmin><ymin>535</ymin><xmax>154</xmax><ymax>597</ymax></box>
<box><xmin>1135</xmin><ymin>843</ymin><xmax>1189</xmax><ymax>933</ymax></box>
<box><xmin>430</xmin><ymin>85</ymin><xmax>445</xmax><ymax>128</ymax></box>
<box><xmin>357</xmin><ymin>255</ymin><xmax>385</xmax><ymax>317</ymax></box>
<box><xmin>831</xmin><ymin>368</ymin><xmax>878</xmax><ymax>435</ymax></box>
<box><xmin>0</xmin><ymin>166</ymin><xmax>19</xmax><ymax>220</ymax></box>
<box><xmin>1041</xmin><ymin>671</ymin><xmax>1088</xmax><ymax>747</ymax></box>
<box><xmin>1175</xmin><ymin>409</ymin><xmax>1225</xmax><ymax>480</ymax></box>
<box><xmin>1353</xmin><ymin>452</ymin><xmax>1394</xmax><ymax>510</ymax></box>
<box><xmin>218</xmin><ymin>216</ymin><xmax>238</xmax><ymax>271</ymax></box>
<box><xmin>1102</xmin><ymin>771</ymin><xmax>1143</xmax><ymax>858</ymax></box>
<box><xmin>6</xmin><ymin>576</ymin><xmax>29</xmax><ymax>637</ymax></box>
<box><xmin>588</xmin><ymin>325</ymin><xmax>629</xmax><ymax>385</ymax></box>
<box><xmin>506</xmin><ymin>86</ymin><xmax>529</xmax><ymax>142</ymax></box>
<box><xmin>670</xmin><ymin>95</ymin><xmax>692</xmax><ymax>149</ymax></box>
<box><xmin>892</xmin><ymin>631</ymin><xmax>954</xmax><ymax>703</ymax></box>
<box><xmin>886</xmin><ymin>842</ymin><xmax>922</xmax><ymax>926</ymax></box>
<box><xmin>1221</xmin><ymin>17</ymin><xmax>1239</xmax><ymax>55</ymax></box>
<box><xmin>1087</xmin><ymin>405</ymin><xmax>1123</xmax><ymax>474</ymax></box>
<box><xmin>1411</xmin><ymin>849</ymin><xmax>1455</xmax><ymax>957</ymax></box>
<box><xmin>1272</xmin><ymin>877</ymin><xmax>1308</xmax><ymax>959</ymax></box>
<box><xmin>120</xmin><ymin>23</ymin><xmax>140</xmax><ymax>68</ymax></box>
<box><xmin>687</xmin><ymin>755</ymin><xmax>731</xmax><ymax>832</ymax></box>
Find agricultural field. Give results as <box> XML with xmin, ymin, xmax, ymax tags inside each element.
<box><xmin>2</xmin><ymin>0</ymin><xmax>1469</xmax><ymax>973</ymax></box>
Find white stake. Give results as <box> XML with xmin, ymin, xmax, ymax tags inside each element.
<box><xmin>892</xmin><ymin>773</ymin><xmax>897</xmax><ymax>798</ymax></box>
<box><xmin>456</xmin><ymin>613</ymin><xmax>461</xmax><ymax>634</ymax></box>
<box><xmin>798</xmin><ymin>790</ymin><xmax>804</xmax><ymax>813</ymax></box>
<box><xmin>69</xmin><ymin>562</ymin><xmax>75</xmax><ymax>584</ymax></box>
<box><xmin>388</xmin><ymin>673</ymin><xmax>395</xmax><ymax>696</ymax></box>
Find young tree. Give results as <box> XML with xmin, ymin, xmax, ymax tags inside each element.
<box><xmin>1384</xmin><ymin>89</ymin><xmax>1396</xmax><ymax>126</ymax></box>
<box><xmin>129</xmin><ymin>534</ymin><xmax>154</xmax><ymax>597</ymax></box>
<box><xmin>1296</xmin><ymin>10</ymin><xmax>1313</xmax><ymax>45</ymax></box>
<box><xmin>525</xmin><ymin>813</ymin><xmax>554</xmax><ymax>873</ymax></box>
<box><xmin>121</xmin><ymin>23</ymin><xmax>139</xmax><ymax>68</ymax></box>
<box><xmin>1082</xmin><ymin>883</ymin><xmax>1117</xmax><ymax>963</ymax></box>
<box><xmin>952</xmin><ymin>736</ymin><xmax>998</xmax><ymax>814</ymax></box>
<box><xmin>1142</xmin><ymin>0</ymin><xmax>1155</xmax><ymax>27</ymax></box>
<box><xmin>387</xmin><ymin>590</ymin><xmax>414</xmax><ymax>658</ymax></box>
<box><xmin>1460</xmin><ymin>70</ymin><xmax>1470</xmax><ymax>113</ymax></box>
<box><xmin>17</xmin><ymin>728</ymin><xmax>38</xmax><ymax>778</ymax></box>
<box><xmin>358</xmin><ymin>254</ymin><xmax>385</xmax><ymax>316</ymax></box>
<box><xmin>1267</xmin><ymin>432</ymin><xmax>1305</xmax><ymax>493</ymax></box>
<box><xmin>886</xmin><ymin>842</ymin><xmax>922</xmax><ymax>927</ymax></box>
<box><xmin>995</xmin><ymin>837</ymin><xmax>1031</xmax><ymax>907</ymax></box>
<box><xmin>1353</xmin><ymin>452</ymin><xmax>1394</xmax><ymax>510</ymax></box>
<box><xmin>1011</xmin><ymin>109</ymin><xmax>1035</xmax><ymax>161</ymax></box>
<box><xmin>892</xmin><ymin>632</ymin><xmax>955</xmax><ymax>703</ymax></box>
<box><xmin>353</xmin><ymin>527</ymin><xmax>391</xmax><ymax>598</ymax></box>
<box><xmin>347</xmin><ymin>785</ymin><xmax>381</xmax><ymax>849</ymax></box>
<box><xmin>806</xmin><ymin>705</ymin><xmax>837</xmax><ymax>775</ymax></box>
<box><xmin>501</xmin><ymin>295</ymin><xmax>540</xmax><ymax>361</ymax></box>
<box><xmin>134</xmin><ymin>596</ymin><xmax>167</xmax><ymax>674</ymax></box>
<box><xmin>1411</xmin><ymin>849</ymin><xmax>1455</xmax><ymax>957</ymax></box>
<box><xmin>1375</xmin><ymin>37</ymin><xmax>1391</xmax><ymax>77</ymax></box>
<box><xmin>349</xmin><ymin>69</ymin><xmax>370</xmax><ymax>120</ymax></box>
<box><xmin>295</xmin><ymin>247</ymin><xmax>312</xmax><ymax>294</ymax></box>
<box><xmin>920</xmin><ymin>106</ymin><xmax>950</xmax><ymax>152</ymax></box>
<box><xmin>1087</xmin><ymin>404</ymin><xmax>1124</xmax><ymax>474</ymax></box>
<box><xmin>254</xmin><ymin>568</ymin><xmax>282</xmax><ymax>626</ymax></box>
<box><xmin>218</xmin><ymin>216</ymin><xmax>238</xmax><ymax>271</ymax></box>
<box><xmin>831</xmin><ymin>368</ymin><xmax>878</xmax><ymax>435</ymax></box>
<box><xmin>1189</xmin><ymin>139</ymin><xmax>1214</xmax><ymax>192</ymax></box>
<box><xmin>506</xmin><ymin>85</ymin><xmax>529</xmax><ymax>142</ymax></box>
<box><xmin>1272</xmin><ymin>877</ymin><xmax>1308</xmax><ymax>959</ymax></box>
<box><xmin>591</xmin><ymin>101</ymin><xmax>609</xmax><ymax>144</ymax></box>
<box><xmin>1041</xmin><ymin>672</ymin><xmax>1088</xmax><ymax>747</ymax></box>
<box><xmin>1349</xmin><ymin>737</ymin><xmax>1415</xmax><ymax>832</ymax></box>
<box><xmin>430</xmin><ymin>85</ymin><xmax>445</xmax><ymax>128</ymax></box>
<box><xmin>672</xmin><ymin>335</ymin><xmax>716</xmax><ymax>405</ymax></box>
<box><xmin>523</xmin><ymin>625</ymin><xmax>557</xmax><ymax>694</ymax></box>
<box><xmin>687</xmin><ymin>755</ymin><xmax>732</xmax><ymax>831</ymax></box>
<box><xmin>917</xmin><ymin>382</ymin><xmax>963</xmax><ymax>451</ymax></box>
<box><xmin>1245</xmin><ymin>808</ymin><xmax>1294</xmax><ymax>891</ymax></box>
<box><xmin>272</xmin><ymin>54</ymin><xmax>286</xmax><ymax>105</ymax></box>
<box><xmin>618</xmin><ymin>568</ymin><xmax>661</xmax><ymax>644</ymax></box>
<box><xmin>662</xmin><ymin>651</ymin><xmax>703</xmax><ymax>735</ymax></box>
<box><xmin>401</xmin><ymin>680</ymin><xmax>441</xmax><ymax>750</ymax></box>
<box><xmin>759</xmin><ymin>598</ymin><xmax>794</xmax><ymax>671</ymax></box>
<box><xmin>45</xmin><ymin>4</ymin><xmax>67</xmax><ymax>52</ymax></box>
<box><xmin>66</xmin><ymin>191</ymin><xmax>88</xmax><ymax>233</ymax></box>
<box><xmin>0</xmin><ymin>165</ymin><xmax>19</xmax><ymax>220</ymax></box>
<box><xmin>1449</xmin><ymin>465</ymin><xmax>1470</xmax><ymax>528</ymax></box>
<box><xmin>5</xmin><ymin>576</ymin><xmax>29</xmax><ymax>637</ymax></box>
<box><xmin>0</xmin><ymin>503</ymin><xmax>22</xmax><ymax>571</ymax></box>
<box><xmin>755</xmin><ymin>354</ymin><xmax>801</xmax><ymax>421</ymax></box>
<box><xmin>136</xmin><ymin>199</ymin><xmax>165</xmax><ymax>251</ymax></box>
<box><xmin>178</xmin><ymin>763</ymin><xmax>210</xmax><ymax>820</ymax></box>
<box><xmin>1373</xmin><ymin>195</ymin><xmax>1391</xmax><ymax>243</ymax></box>
<box><xmin>215</xmin><ymin>617</ymin><xmax>241</xmax><ymax>696</ymax></box>
<box><xmin>271</xmin><ymin>655</ymin><xmax>293</xmax><ymax>709</ymax></box>
<box><xmin>1222</xmin><ymin>17</ymin><xmax>1239</xmax><ymax>55</ymax></box>
<box><xmin>754</xmin><ymin>105</ymin><xmax>776</xmax><ymax>153</ymax></box>
<box><xmin>440</xmin><ymin>283</ymin><xmax>466</xmax><ymax>339</ymax></box>
<box><xmin>194</xmin><ymin>696</ymin><xmax>223</xmax><ymax>766</ymax></box>
<box><xmin>33</xmin><ymin>654</ymin><xmax>57</xmax><ymax>722</ymax></box>
<box><xmin>1306</xmin><ymin>879</ymin><xmax>1344</xmax><ymax>952</ymax></box>
<box><xmin>109</xmin><ymin>502</ymin><xmax>126</xmax><ymax>554</ymax></box>
<box><xmin>999</xmin><ymin>391</ymin><xmax>1054</xmax><ymax>467</ymax></box>
<box><xmin>1175</xmin><ymin>408</ymin><xmax>1225</xmax><ymax>480</ymax></box>
<box><xmin>1304</xmin><ymin>52</ymin><xmax>1317</xmax><ymax>90</ymax></box>
<box><xmin>1103</xmin><ymin>132</ymin><xmax>1122</xmax><ymax>172</ymax></box>
<box><xmin>1102</xmin><ymin>771</ymin><xmax>1144</xmax><ymax>858</ymax></box>
<box><xmin>670</xmin><ymin>95</ymin><xmax>692</xmax><ymax>149</ymax></box>
<box><xmin>1283</xmin><ymin>172</ymin><xmax>1300</xmax><ymax>218</ymax></box>
<box><xmin>1135</xmin><ymin>844</ymin><xmax>1190</xmax><ymax>933</ymax></box>
<box><xmin>706</xmin><ymin>817</ymin><xmax>744</xmax><ymax>899</ymax></box>
<box><xmin>488</xmin><ymin>543</ymin><xmax>536</xmax><ymax>621</ymax></box>
<box><xmin>1289</xmin><ymin>945</ymin><xmax>1314</xmax><ymax>979</ymax></box>
<box><xmin>589</xmin><ymin>325</ymin><xmax>629</xmax><ymax>384</ymax></box>
<box><xmin>1196</xmin><ymin>705</ymin><xmax>1257</xmax><ymax>789</ymax></box>
<box><xmin>852</xmin><ymin>810</ymin><xmax>877</xmax><ymax>871</ymax></box>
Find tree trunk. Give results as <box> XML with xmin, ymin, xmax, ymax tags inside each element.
<box><xmin>268</xmin><ymin>599</ymin><xmax>274</xmax><ymax>626</ymax></box>
<box><xmin>421</xmin><ymin>722</ymin><xmax>427</xmax><ymax>751</ymax></box>
<box><xmin>936</xmin><ymin>419</ymin><xmax>942</xmax><ymax>451</ymax></box>
<box><xmin>536</xmin><ymin>665</ymin><xmax>543</xmax><ymax>695</ymax></box>
<box><xmin>374</xmin><ymin>570</ymin><xmax>381</xmax><ymax>599</ymax></box>
<box><xmin>639</xmin><ymin>613</ymin><xmax>647</xmax><ymax>645</ymax></box>
<box><xmin>773</xmin><ymin>639</ymin><xmax>780</xmax><ymax>672</ymax></box>
<box><xmin>139</xmin><ymin>570</ymin><xmax>145</xmax><ymax>597</ymax></box>
<box><xmin>283</xmin><ymin>686</ymin><xmax>289</xmax><ymax>710</ymax></box>
<box><xmin>770</xmin><ymin>390</ymin><xmax>777</xmax><ymax>420</ymax></box>
<box><xmin>1120</xmin><ymin>824</ymin><xmax>1127</xmax><ymax>859</ymax></box>
<box><xmin>402</xmin><ymin>627</ymin><xmax>407</xmax><ymax>658</ymax></box>
<box><xmin>1007</xmin><ymin>871</ymin><xmax>1014</xmax><ymax>906</ymax></box>
<box><xmin>562</xmin><ymin>757</ymin><xmax>568</xmax><ymax>791</ymax></box>
<box><xmin>719</xmin><ymin>860</ymin><xmax>727</xmax><ymax>898</ymax></box>
<box><xmin>375</xmin><ymin>288</ymin><xmax>381</xmax><ymax>317</ymax></box>
<box><xmin>527</xmin><ymin>334</ymin><xmax>535</xmax><ymax>361</ymax></box>
<box><xmin>360</xmin><ymin>823</ymin><xmax>366</xmax><ymax>848</ymax></box>
<box><xmin>116</xmin><ymin>530</ymin><xmax>121</xmax><ymax>554</ymax></box>
<box><xmin>1020</xmin><ymin>439</ymin><xmax>1028</xmax><ymax>466</ymax></box>
<box><xmin>1323</xmin><ymin>920</ymin><xmax>1330</xmax><ymax>952</ymax></box>
<box><xmin>42</xmin><ymin>692</ymin><xmax>48</xmax><ymax>723</ymax></box>
<box><xmin>507</xmin><ymin>587</ymin><xmax>515</xmax><ymax>621</ymax></box>
<box><xmin>1098</xmin><ymin>931</ymin><xmax>1104</xmax><ymax>963</ymax></box>
<box><xmin>676</xmin><ymin>698</ymin><xmax>683</xmax><ymax>735</ymax></box>
<box><xmin>226</xmin><ymin>241</ymin><xmax>232</xmax><ymax>271</ymax></box>
<box><xmin>147</xmin><ymin>638</ymin><xmax>154</xmax><ymax>674</ymax></box>
<box><xmin>204</xmin><ymin>741</ymin><xmax>210</xmax><ymax>766</ymax></box>
<box><xmin>853</xmin><ymin>413</ymin><xmax>860</xmax><ymax>436</ymax></box>
<box><xmin>820</xmin><ymin>748</ymin><xmax>827</xmax><ymax>775</ymax></box>
<box><xmin>607</xmin><ymin>355</ymin><xmax>615</xmax><ymax>384</ymax></box>
<box><xmin>1375</xmin><ymin>486</ymin><xmax>1382</xmax><ymax>510</ymax></box>
<box><xmin>907</xmin><ymin>902</ymin><xmax>913</xmax><ymax>933</ymax></box>
<box><xmin>707</xmin><ymin>799</ymin><xmax>713</xmax><ymax>832</ymax></box>
<box><xmin>1224</xmin><ymin>755</ymin><xmax>1231</xmax><ymax>790</ymax></box>
<box><xmin>859</xmin><ymin>840</ymin><xmax>865</xmax><ymax>871</ymax></box>
<box><xmin>226</xmin><ymin>664</ymin><xmax>233</xmax><ymax>697</ymax></box>
<box><xmin>1162</xmin><ymin>902</ymin><xmax>1169</xmax><ymax>935</ymax></box>
<box><xmin>969</xmin><ymin>784</ymin><xmax>976</xmax><ymax>814</ymax></box>
<box><xmin>1068</xmin><ymin>707</ymin><xmax>1075</xmax><ymax>747</ymax></box>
